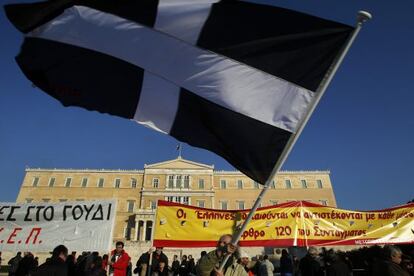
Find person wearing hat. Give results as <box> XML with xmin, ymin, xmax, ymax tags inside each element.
<box><xmin>240</xmin><ymin>251</ymin><xmax>254</xmax><ymax>276</ymax></box>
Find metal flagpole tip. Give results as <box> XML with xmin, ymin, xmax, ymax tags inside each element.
<box><xmin>357</xmin><ymin>10</ymin><xmax>372</xmax><ymax>24</ymax></box>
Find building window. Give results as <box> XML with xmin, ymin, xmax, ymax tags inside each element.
<box><xmin>197</xmin><ymin>200</ymin><xmax>205</xmax><ymax>208</ymax></box>
<box><xmin>270</xmin><ymin>180</ymin><xmax>276</xmax><ymax>189</ymax></box>
<box><xmin>124</xmin><ymin>226</ymin><xmax>131</xmax><ymax>240</ymax></box>
<box><xmin>131</xmin><ymin>178</ymin><xmax>137</xmax><ymax>188</ymax></box>
<box><xmin>152</xmin><ymin>178</ymin><xmax>159</xmax><ymax>188</ymax></box>
<box><xmin>32</xmin><ymin>177</ymin><xmax>40</xmax><ymax>187</ymax></box>
<box><xmin>127</xmin><ymin>200</ymin><xmax>135</xmax><ymax>212</ymax></box>
<box><xmin>81</xmin><ymin>177</ymin><xmax>88</xmax><ymax>188</ymax></box>
<box><xmin>176</xmin><ymin>175</ymin><xmax>182</xmax><ymax>188</ymax></box>
<box><xmin>285</xmin><ymin>179</ymin><xmax>292</xmax><ymax>189</ymax></box>
<box><xmin>114</xmin><ymin>178</ymin><xmax>121</xmax><ymax>188</ymax></box>
<box><xmin>198</xmin><ymin>179</ymin><xmax>205</xmax><ymax>189</ymax></box>
<box><xmin>168</xmin><ymin>176</ymin><xmax>174</xmax><ymax>188</ymax></box>
<box><xmin>183</xmin><ymin>175</ymin><xmax>190</xmax><ymax>188</ymax></box>
<box><xmin>59</xmin><ymin>199</ymin><xmax>67</xmax><ymax>202</ymax></box>
<box><xmin>317</xmin><ymin>179</ymin><xmax>323</xmax><ymax>189</ymax></box>
<box><xmin>49</xmin><ymin>177</ymin><xmax>56</xmax><ymax>187</ymax></box>
<box><xmin>237</xmin><ymin>180</ymin><xmax>243</xmax><ymax>189</ymax></box>
<box><xmin>301</xmin><ymin>180</ymin><xmax>308</xmax><ymax>189</ymax></box>
<box><xmin>26</xmin><ymin>198</ymin><xmax>33</xmax><ymax>203</ymax></box>
<box><xmin>320</xmin><ymin>200</ymin><xmax>328</xmax><ymax>206</ymax></box>
<box><xmin>237</xmin><ymin>201</ymin><xmax>245</xmax><ymax>210</ymax></box>
<box><xmin>220</xmin><ymin>201</ymin><xmax>228</xmax><ymax>210</ymax></box>
<box><xmin>42</xmin><ymin>198</ymin><xmax>50</xmax><ymax>203</ymax></box>
<box><xmin>150</xmin><ymin>201</ymin><xmax>157</xmax><ymax>210</ymax></box>
<box><xmin>166</xmin><ymin>196</ymin><xmax>174</xmax><ymax>202</ymax></box>
<box><xmin>183</xmin><ymin>196</ymin><xmax>190</xmax><ymax>205</ymax></box>
<box><xmin>220</xmin><ymin>180</ymin><xmax>227</xmax><ymax>189</ymax></box>
<box><xmin>98</xmin><ymin>178</ymin><xmax>104</xmax><ymax>188</ymax></box>
<box><xmin>65</xmin><ymin>177</ymin><xmax>72</xmax><ymax>188</ymax></box>
<box><xmin>254</xmin><ymin>181</ymin><xmax>260</xmax><ymax>189</ymax></box>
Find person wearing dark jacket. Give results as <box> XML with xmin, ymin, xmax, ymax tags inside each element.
<box><xmin>8</xmin><ymin>252</ymin><xmax>22</xmax><ymax>276</ymax></box>
<box><xmin>325</xmin><ymin>252</ymin><xmax>351</xmax><ymax>276</ymax></box>
<box><xmin>371</xmin><ymin>245</ymin><xmax>410</xmax><ymax>276</ymax></box>
<box><xmin>135</xmin><ymin>247</ymin><xmax>168</xmax><ymax>275</ymax></box>
<box><xmin>86</xmin><ymin>256</ymin><xmax>107</xmax><ymax>276</ymax></box>
<box><xmin>171</xmin><ymin>255</ymin><xmax>180</xmax><ymax>276</ymax></box>
<box><xmin>188</xmin><ymin>255</ymin><xmax>196</xmax><ymax>275</ymax></box>
<box><xmin>32</xmin><ymin>245</ymin><xmax>68</xmax><ymax>276</ymax></box>
<box><xmin>299</xmin><ymin>247</ymin><xmax>323</xmax><ymax>276</ymax></box>
<box><xmin>65</xmin><ymin>254</ymin><xmax>76</xmax><ymax>276</ymax></box>
<box><xmin>179</xmin><ymin>255</ymin><xmax>189</xmax><ymax>276</ymax></box>
<box><xmin>16</xmin><ymin>252</ymin><xmax>37</xmax><ymax>276</ymax></box>
<box><xmin>280</xmin><ymin>249</ymin><xmax>293</xmax><ymax>276</ymax></box>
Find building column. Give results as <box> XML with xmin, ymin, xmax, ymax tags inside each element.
<box><xmin>141</xmin><ymin>220</ymin><xmax>147</xmax><ymax>241</ymax></box>
<box><xmin>134</xmin><ymin>219</ymin><xmax>139</xmax><ymax>241</ymax></box>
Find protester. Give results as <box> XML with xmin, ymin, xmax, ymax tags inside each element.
<box><xmin>86</xmin><ymin>255</ymin><xmax>107</xmax><ymax>276</ymax></box>
<box><xmin>372</xmin><ymin>245</ymin><xmax>410</xmax><ymax>276</ymax></box>
<box><xmin>280</xmin><ymin>249</ymin><xmax>293</xmax><ymax>276</ymax></box>
<box><xmin>196</xmin><ymin>234</ymin><xmax>239</xmax><ymax>276</ymax></box>
<box><xmin>259</xmin><ymin>255</ymin><xmax>274</xmax><ymax>276</ymax></box>
<box><xmin>66</xmin><ymin>254</ymin><xmax>77</xmax><ymax>276</ymax></box>
<box><xmin>109</xmin><ymin>241</ymin><xmax>131</xmax><ymax>276</ymax></box>
<box><xmin>179</xmin><ymin>255</ymin><xmax>189</xmax><ymax>276</ymax></box>
<box><xmin>32</xmin><ymin>245</ymin><xmax>68</xmax><ymax>276</ymax></box>
<box><xmin>8</xmin><ymin>252</ymin><xmax>22</xmax><ymax>276</ymax></box>
<box><xmin>171</xmin><ymin>255</ymin><xmax>180</xmax><ymax>276</ymax></box>
<box><xmin>102</xmin><ymin>254</ymin><xmax>109</xmax><ymax>272</ymax></box>
<box><xmin>152</xmin><ymin>247</ymin><xmax>169</xmax><ymax>273</ymax></box>
<box><xmin>239</xmin><ymin>251</ymin><xmax>254</xmax><ymax>276</ymax></box>
<box><xmin>135</xmin><ymin>249</ymin><xmax>151</xmax><ymax>276</ymax></box>
<box><xmin>325</xmin><ymin>251</ymin><xmax>351</xmax><ymax>276</ymax></box>
<box><xmin>401</xmin><ymin>255</ymin><xmax>413</xmax><ymax>275</ymax></box>
<box><xmin>16</xmin><ymin>252</ymin><xmax>37</xmax><ymax>276</ymax></box>
<box><xmin>299</xmin><ymin>247</ymin><xmax>323</xmax><ymax>276</ymax></box>
<box><xmin>292</xmin><ymin>255</ymin><xmax>300</xmax><ymax>276</ymax></box>
<box><xmin>152</xmin><ymin>261</ymin><xmax>169</xmax><ymax>276</ymax></box>
<box><xmin>188</xmin><ymin>255</ymin><xmax>196</xmax><ymax>275</ymax></box>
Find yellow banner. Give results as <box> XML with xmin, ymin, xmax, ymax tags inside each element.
<box><xmin>153</xmin><ymin>201</ymin><xmax>414</xmax><ymax>247</ymax></box>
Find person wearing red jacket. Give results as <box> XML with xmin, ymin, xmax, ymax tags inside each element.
<box><xmin>109</xmin><ymin>241</ymin><xmax>131</xmax><ymax>276</ymax></box>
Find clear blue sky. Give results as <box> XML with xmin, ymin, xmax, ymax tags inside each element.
<box><xmin>1</xmin><ymin>0</ymin><xmax>413</xmax><ymax>210</ymax></box>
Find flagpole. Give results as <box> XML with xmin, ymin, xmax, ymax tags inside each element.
<box><xmin>219</xmin><ymin>10</ymin><xmax>371</xmax><ymax>270</ymax></box>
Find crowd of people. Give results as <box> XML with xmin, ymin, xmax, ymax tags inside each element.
<box><xmin>0</xmin><ymin>237</ymin><xmax>413</xmax><ymax>276</ymax></box>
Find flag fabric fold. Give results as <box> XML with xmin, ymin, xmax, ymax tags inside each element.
<box><xmin>5</xmin><ymin>0</ymin><xmax>353</xmax><ymax>184</ymax></box>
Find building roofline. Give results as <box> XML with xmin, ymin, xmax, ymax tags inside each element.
<box><xmin>214</xmin><ymin>170</ymin><xmax>330</xmax><ymax>175</ymax></box>
<box><xmin>144</xmin><ymin>157</ymin><xmax>214</xmax><ymax>169</ymax></box>
<box><xmin>25</xmin><ymin>167</ymin><xmax>329</xmax><ymax>175</ymax></box>
<box><xmin>25</xmin><ymin>168</ymin><xmax>145</xmax><ymax>173</ymax></box>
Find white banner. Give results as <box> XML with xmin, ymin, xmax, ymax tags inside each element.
<box><xmin>0</xmin><ymin>200</ymin><xmax>116</xmax><ymax>252</ymax></box>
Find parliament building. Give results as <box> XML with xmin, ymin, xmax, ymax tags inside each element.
<box><xmin>16</xmin><ymin>157</ymin><xmax>337</xmax><ymax>245</ymax></box>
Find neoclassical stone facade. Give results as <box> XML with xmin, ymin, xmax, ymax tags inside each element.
<box><xmin>16</xmin><ymin>157</ymin><xmax>337</xmax><ymax>245</ymax></box>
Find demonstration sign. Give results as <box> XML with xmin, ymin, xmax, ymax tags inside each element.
<box><xmin>154</xmin><ymin>200</ymin><xmax>414</xmax><ymax>247</ymax></box>
<box><xmin>0</xmin><ymin>200</ymin><xmax>116</xmax><ymax>252</ymax></box>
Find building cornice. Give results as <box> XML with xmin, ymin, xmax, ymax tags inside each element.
<box><xmin>25</xmin><ymin>167</ymin><xmax>329</xmax><ymax>175</ymax></box>
<box><xmin>25</xmin><ymin>168</ymin><xmax>144</xmax><ymax>173</ymax></box>
<box><xmin>214</xmin><ymin>170</ymin><xmax>330</xmax><ymax>175</ymax></box>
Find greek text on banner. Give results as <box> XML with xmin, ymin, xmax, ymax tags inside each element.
<box><xmin>153</xmin><ymin>200</ymin><xmax>414</xmax><ymax>247</ymax></box>
<box><xmin>0</xmin><ymin>200</ymin><xmax>116</xmax><ymax>252</ymax></box>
